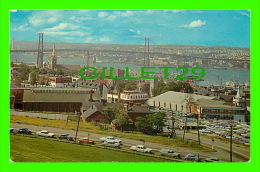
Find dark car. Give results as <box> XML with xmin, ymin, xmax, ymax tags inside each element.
<box><xmin>58</xmin><ymin>134</ymin><xmax>74</xmax><ymax>141</ymax></box>
<box><xmin>18</xmin><ymin>128</ymin><xmax>32</xmax><ymax>134</ymax></box>
<box><xmin>10</xmin><ymin>128</ymin><xmax>14</xmax><ymax>133</ymax></box>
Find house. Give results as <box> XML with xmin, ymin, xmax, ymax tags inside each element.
<box><xmin>119</xmin><ymin>91</ymin><xmax>149</xmax><ymax>105</ymax></box>
<box><xmin>127</xmin><ymin>105</ymin><xmax>153</xmax><ymax>122</ymax></box>
<box><xmin>190</xmin><ymin>98</ymin><xmax>248</xmax><ymax>122</ymax></box>
<box><xmin>81</xmin><ymin>102</ymin><xmax>122</xmax><ymax>123</ymax></box>
<box><xmin>82</xmin><ymin>101</ymin><xmax>153</xmax><ymax>125</ymax></box>
<box><xmin>48</xmin><ymin>76</ymin><xmax>73</xmax><ymax>87</ymax></box>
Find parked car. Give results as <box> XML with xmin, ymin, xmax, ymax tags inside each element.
<box><xmin>78</xmin><ymin>138</ymin><xmax>95</xmax><ymax>144</ymax></box>
<box><xmin>18</xmin><ymin>128</ymin><xmax>32</xmax><ymax>135</ymax></box>
<box><xmin>99</xmin><ymin>136</ymin><xmax>122</xmax><ymax>144</ymax></box>
<box><xmin>130</xmin><ymin>145</ymin><xmax>153</xmax><ymax>153</ymax></box>
<box><xmin>36</xmin><ymin>130</ymin><xmax>55</xmax><ymax>138</ymax></box>
<box><xmin>10</xmin><ymin>128</ymin><xmax>14</xmax><ymax>133</ymax></box>
<box><xmin>241</xmin><ymin>133</ymin><xmax>250</xmax><ymax>139</ymax></box>
<box><xmin>204</xmin><ymin>157</ymin><xmax>224</xmax><ymax>162</ymax></box>
<box><xmin>184</xmin><ymin>154</ymin><xmax>200</xmax><ymax>161</ymax></box>
<box><xmin>58</xmin><ymin>134</ymin><xmax>74</xmax><ymax>141</ymax></box>
<box><xmin>102</xmin><ymin>140</ymin><xmax>120</xmax><ymax>148</ymax></box>
<box><xmin>159</xmin><ymin>149</ymin><xmax>181</xmax><ymax>158</ymax></box>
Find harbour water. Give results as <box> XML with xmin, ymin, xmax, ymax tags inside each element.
<box><xmin>11</xmin><ymin>53</ymin><xmax>250</xmax><ymax>86</ymax></box>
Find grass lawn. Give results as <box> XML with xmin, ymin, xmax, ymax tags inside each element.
<box><xmin>10</xmin><ymin>135</ymin><xmax>174</xmax><ymax>162</ymax></box>
<box><xmin>11</xmin><ymin>115</ymin><xmax>214</xmax><ymax>152</ymax></box>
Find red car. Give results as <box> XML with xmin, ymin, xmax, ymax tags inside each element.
<box><xmin>78</xmin><ymin>138</ymin><xmax>95</xmax><ymax>144</ymax></box>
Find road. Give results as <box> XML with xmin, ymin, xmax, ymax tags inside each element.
<box><xmin>11</xmin><ymin>123</ymin><xmax>249</xmax><ymax>162</ymax></box>
<box><xmin>175</xmin><ymin>130</ymin><xmax>250</xmax><ymax>161</ymax></box>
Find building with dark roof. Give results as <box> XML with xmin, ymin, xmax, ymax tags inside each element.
<box><xmin>81</xmin><ymin>102</ymin><xmax>122</xmax><ymax>123</ymax></box>
<box><xmin>22</xmin><ymin>88</ymin><xmax>100</xmax><ymax>113</ymax></box>
<box><xmin>81</xmin><ymin>101</ymin><xmax>153</xmax><ymax>124</ymax></box>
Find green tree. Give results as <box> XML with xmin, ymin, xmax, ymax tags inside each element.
<box><xmin>39</xmin><ymin>68</ymin><xmax>47</xmax><ymax>74</ymax></box>
<box><xmin>13</xmin><ymin>76</ymin><xmax>22</xmax><ymax>86</ymax></box>
<box><xmin>124</xmin><ymin>80</ymin><xmax>137</xmax><ymax>90</ymax></box>
<box><xmin>30</xmin><ymin>72</ymin><xmax>37</xmax><ymax>86</ymax></box>
<box><xmin>116</xmin><ymin>81</ymin><xmax>126</xmax><ymax>93</ymax></box>
<box><xmin>56</xmin><ymin>69</ymin><xmax>64</xmax><ymax>76</ymax></box>
<box><xmin>114</xmin><ymin>108</ymin><xmax>131</xmax><ymax>132</ymax></box>
<box><xmin>152</xmin><ymin>80</ymin><xmax>167</xmax><ymax>96</ymax></box>
<box><xmin>136</xmin><ymin>112</ymin><xmax>166</xmax><ymax>135</ymax></box>
<box><xmin>152</xmin><ymin>80</ymin><xmax>193</xmax><ymax>96</ymax></box>
<box><xmin>38</xmin><ymin>76</ymin><xmax>46</xmax><ymax>86</ymax></box>
<box><xmin>102</xmin><ymin>106</ymin><xmax>119</xmax><ymax>124</ymax></box>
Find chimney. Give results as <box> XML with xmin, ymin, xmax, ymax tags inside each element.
<box><xmin>89</xmin><ymin>90</ymin><xmax>93</xmax><ymax>102</ymax></box>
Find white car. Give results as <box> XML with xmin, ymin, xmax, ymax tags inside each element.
<box><xmin>99</xmin><ymin>136</ymin><xmax>122</xmax><ymax>144</ymax></box>
<box><xmin>102</xmin><ymin>140</ymin><xmax>121</xmax><ymax>148</ymax></box>
<box><xmin>130</xmin><ymin>145</ymin><xmax>153</xmax><ymax>153</ymax></box>
<box><xmin>36</xmin><ymin>130</ymin><xmax>55</xmax><ymax>138</ymax></box>
<box><xmin>159</xmin><ymin>149</ymin><xmax>181</xmax><ymax>158</ymax></box>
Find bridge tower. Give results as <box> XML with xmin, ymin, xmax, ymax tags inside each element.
<box><xmin>143</xmin><ymin>38</ymin><xmax>150</xmax><ymax>67</ymax></box>
<box><xmin>37</xmin><ymin>33</ymin><xmax>44</xmax><ymax>67</ymax></box>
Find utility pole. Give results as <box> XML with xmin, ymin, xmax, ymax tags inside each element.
<box><xmin>182</xmin><ymin>115</ymin><xmax>187</xmax><ymax>143</ymax></box>
<box><xmin>66</xmin><ymin>112</ymin><xmax>69</xmax><ymax>125</ymax></box>
<box><xmin>170</xmin><ymin>110</ymin><xmax>176</xmax><ymax>138</ymax></box>
<box><xmin>212</xmin><ymin>138</ymin><xmax>214</xmax><ymax>149</ymax></box>
<box><xmin>230</xmin><ymin>124</ymin><xmax>233</xmax><ymax>162</ymax></box>
<box><xmin>74</xmin><ymin>111</ymin><xmax>80</xmax><ymax>142</ymax></box>
<box><xmin>197</xmin><ymin>113</ymin><xmax>201</xmax><ymax>145</ymax></box>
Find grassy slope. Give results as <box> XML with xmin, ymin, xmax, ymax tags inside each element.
<box><xmin>11</xmin><ymin>115</ymin><xmax>214</xmax><ymax>152</ymax></box>
<box><xmin>10</xmin><ymin>135</ymin><xmax>173</xmax><ymax>162</ymax></box>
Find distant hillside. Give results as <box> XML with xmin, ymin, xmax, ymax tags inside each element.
<box><xmin>11</xmin><ymin>41</ymin><xmax>249</xmax><ymax>52</ymax></box>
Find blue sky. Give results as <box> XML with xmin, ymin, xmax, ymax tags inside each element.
<box><xmin>10</xmin><ymin>10</ymin><xmax>250</xmax><ymax>47</ymax></box>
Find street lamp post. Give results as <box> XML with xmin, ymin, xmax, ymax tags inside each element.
<box><xmin>230</xmin><ymin>124</ymin><xmax>233</xmax><ymax>162</ymax></box>
<box><xmin>212</xmin><ymin>138</ymin><xmax>214</xmax><ymax>150</ymax></box>
<box><xmin>74</xmin><ymin>111</ymin><xmax>81</xmax><ymax>142</ymax></box>
<box><xmin>197</xmin><ymin>113</ymin><xmax>201</xmax><ymax>145</ymax></box>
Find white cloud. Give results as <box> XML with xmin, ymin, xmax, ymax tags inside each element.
<box><xmin>10</xmin><ymin>10</ymin><xmax>17</xmax><ymax>12</ymax></box>
<box><xmin>12</xmin><ymin>24</ymin><xmax>30</xmax><ymax>31</ymax></box>
<box><xmin>84</xmin><ymin>37</ymin><xmax>93</xmax><ymax>43</ymax></box>
<box><xmin>28</xmin><ymin>10</ymin><xmax>64</xmax><ymax>26</ymax></box>
<box><xmin>99</xmin><ymin>37</ymin><xmax>112</xmax><ymax>42</ymax></box>
<box><xmin>64</xmin><ymin>37</ymin><xmax>75</xmax><ymax>40</ymax></box>
<box><xmin>114</xmin><ymin>10</ymin><xmax>135</xmax><ymax>17</ymax></box>
<box><xmin>43</xmin><ymin>23</ymin><xmax>80</xmax><ymax>32</ymax></box>
<box><xmin>98</xmin><ymin>12</ymin><xmax>108</xmax><ymax>18</ymax></box>
<box><xmin>129</xmin><ymin>29</ymin><xmax>141</xmax><ymax>35</ymax></box>
<box><xmin>238</xmin><ymin>10</ymin><xmax>250</xmax><ymax>17</ymax></box>
<box><xmin>181</xmin><ymin>20</ymin><xmax>206</xmax><ymax>28</ymax></box>
<box><xmin>106</xmin><ymin>15</ymin><xmax>116</xmax><ymax>21</ymax></box>
<box><xmin>122</xmin><ymin>11</ymin><xmax>135</xmax><ymax>17</ymax></box>
<box><xmin>47</xmin><ymin>17</ymin><xmax>58</xmax><ymax>23</ymax></box>
<box><xmin>69</xmin><ymin>16</ymin><xmax>94</xmax><ymax>21</ymax></box>
<box><xmin>43</xmin><ymin>31</ymin><xmax>87</xmax><ymax>36</ymax></box>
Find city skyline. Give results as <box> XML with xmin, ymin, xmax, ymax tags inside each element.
<box><xmin>11</xmin><ymin>10</ymin><xmax>250</xmax><ymax>47</ymax></box>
